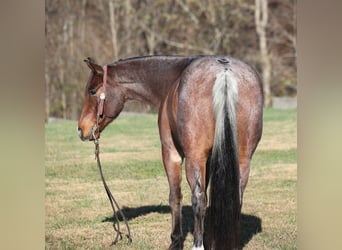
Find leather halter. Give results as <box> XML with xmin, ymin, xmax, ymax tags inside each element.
<box><xmin>97</xmin><ymin>65</ymin><xmax>108</xmax><ymax>119</ymax></box>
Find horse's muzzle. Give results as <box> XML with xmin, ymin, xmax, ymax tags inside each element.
<box><xmin>77</xmin><ymin>127</ymin><xmax>83</xmax><ymax>139</ymax></box>
<box><xmin>77</xmin><ymin>126</ymin><xmax>98</xmax><ymax>141</ymax></box>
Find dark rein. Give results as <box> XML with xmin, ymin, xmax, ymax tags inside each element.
<box><xmin>93</xmin><ymin>65</ymin><xmax>132</xmax><ymax>245</ymax></box>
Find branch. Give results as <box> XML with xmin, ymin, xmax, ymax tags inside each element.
<box><xmin>175</xmin><ymin>0</ymin><xmax>199</xmax><ymax>25</ymax></box>
<box><xmin>138</xmin><ymin>21</ymin><xmax>214</xmax><ymax>54</ymax></box>
<box><xmin>269</xmin><ymin>11</ymin><xmax>296</xmax><ymax>48</ymax></box>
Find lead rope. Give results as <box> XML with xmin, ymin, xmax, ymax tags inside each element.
<box><xmin>94</xmin><ymin>139</ymin><xmax>132</xmax><ymax>245</ymax></box>
<box><xmin>92</xmin><ymin>64</ymin><xmax>132</xmax><ymax>245</ymax></box>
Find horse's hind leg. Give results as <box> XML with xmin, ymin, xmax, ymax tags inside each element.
<box><xmin>159</xmin><ymin>106</ymin><xmax>184</xmax><ymax>249</ymax></box>
<box><xmin>161</xmin><ymin>144</ymin><xmax>183</xmax><ymax>249</ymax></box>
<box><xmin>185</xmin><ymin>155</ymin><xmax>208</xmax><ymax>250</ymax></box>
<box><xmin>237</xmin><ymin>103</ymin><xmax>263</xmax><ymax>208</ymax></box>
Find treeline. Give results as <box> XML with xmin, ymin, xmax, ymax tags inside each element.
<box><xmin>45</xmin><ymin>0</ymin><xmax>296</xmax><ymax>120</ymax></box>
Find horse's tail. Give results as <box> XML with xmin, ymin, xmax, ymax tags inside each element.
<box><xmin>207</xmin><ymin>68</ymin><xmax>240</xmax><ymax>249</ymax></box>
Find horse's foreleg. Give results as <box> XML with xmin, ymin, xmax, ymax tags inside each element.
<box><xmin>185</xmin><ymin>157</ymin><xmax>207</xmax><ymax>250</ymax></box>
<box><xmin>162</xmin><ymin>145</ymin><xmax>184</xmax><ymax>250</ymax></box>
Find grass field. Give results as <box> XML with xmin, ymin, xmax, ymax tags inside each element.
<box><xmin>45</xmin><ymin>108</ymin><xmax>297</xmax><ymax>249</ymax></box>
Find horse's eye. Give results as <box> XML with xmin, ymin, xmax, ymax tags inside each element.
<box><xmin>89</xmin><ymin>88</ymin><xmax>97</xmax><ymax>95</ymax></box>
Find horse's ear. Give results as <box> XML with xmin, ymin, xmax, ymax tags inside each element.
<box><xmin>84</xmin><ymin>57</ymin><xmax>103</xmax><ymax>75</ymax></box>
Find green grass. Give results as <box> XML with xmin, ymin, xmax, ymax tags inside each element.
<box><xmin>45</xmin><ymin>109</ymin><xmax>297</xmax><ymax>249</ymax></box>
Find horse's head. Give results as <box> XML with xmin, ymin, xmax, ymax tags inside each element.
<box><xmin>77</xmin><ymin>58</ymin><xmax>126</xmax><ymax>141</ymax></box>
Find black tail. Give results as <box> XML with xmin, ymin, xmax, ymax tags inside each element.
<box><xmin>207</xmin><ymin>69</ymin><xmax>240</xmax><ymax>249</ymax></box>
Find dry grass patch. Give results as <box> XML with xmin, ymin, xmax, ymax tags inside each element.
<box><xmin>46</xmin><ymin>110</ymin><xmax>296</xmax><ymax>249</ymax></box>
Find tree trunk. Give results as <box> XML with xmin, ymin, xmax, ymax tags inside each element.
<box><xmin>146</xmin><ymin>26</ymin><xmax>156</xmax><ymax>55</ymax></box>
<box><xmin>80</xmin><ymin>0</ymin><xmax>87</xmax><ymax>43</ymax></box>
<box><xmin>109</xmin><ymin>0</ymin><xmax>118</xmax><ymax>59</ymax></box>
<box><xmin>45</xmin><ymin>12</ymin><xmax>50</xmax><ymax>122</ymax></box>
<box><xmin>61</xmin><ymin>20</ymin><xmax>67</xmax><ymax>119</ymax></box>
<box><xmin>71</xmin><ymin>90</ymin><xmax>78</xmax><ymax>120</ymax></box>
<box><xmin>255</xmin><ymin>0</ymin><xmax>272</xmax><ymax>107</ymax></box>
<box><xmin>62</xmin><ymin>91</ymin><xmax>67</xmax><ymax>119</ymax></box>
<box><xmin>45</xmin><ymin>64</ymin><xmax>50</xmax><ymax>122</ymax></box>
<box><xmin>124</xmin><ymin>0</ymin><xmax>132</xmax><ymax>56</ymax></box>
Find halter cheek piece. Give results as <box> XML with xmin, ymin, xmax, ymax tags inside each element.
<box><xmin>92</xmin><ymin>65</ymin><xmax>108</xmax><ymax>141</ymax></box>
<box><xmin>97</xmin><ymin>65</ymin><xmax>108</xmax><ymax>119</ymax></box>
<box><xmin>95</xmin><ymin>65</ymin><xmax>117</xmax><ymax>121</ymax></box>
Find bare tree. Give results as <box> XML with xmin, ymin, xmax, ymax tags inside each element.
<box><xmin>255</xmin><ymin>0</ymin><xmax>272</xmax><ymax>107</ymax></box>
<box><xmin>45</xmin><ymin>11</ymin><xmax>50</xmax><ymax>121</ymax></box>
<box><xmin>109</xmin><ymin>0</ymin><xmax>119</xmax><ymax>59</ymax></box>
<box><xmin>79</xmin><ymin>0</ymin><xmax>87</xmax><ymax>43</ymax></box>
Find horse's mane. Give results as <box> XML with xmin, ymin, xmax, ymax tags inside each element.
<box><xmin>109</xmin><ymin>55</ymin><xmax>202</xmax><ymax>66</ymax></box>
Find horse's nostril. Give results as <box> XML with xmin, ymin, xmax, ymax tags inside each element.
<box><xmin>77</xmin><ymin>127</ymin><xmax>82</xmax><ymax>138</ymax></box>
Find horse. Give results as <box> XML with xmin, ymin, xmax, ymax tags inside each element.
<box><xmin>77</xmin><ymin>55</ymin><xmax>263</xmax><ymax>250</ymax></box>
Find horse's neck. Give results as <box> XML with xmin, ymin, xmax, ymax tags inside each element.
<box><xmin>111</xmin><ymin>56</ymin><xmax>197</xmax><ymax>107</ymax></box>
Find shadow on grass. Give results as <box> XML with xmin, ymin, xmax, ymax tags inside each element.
<box><xmin>103</xmin><ymin>205</ymin><xmax>262</xmax><ymax>248</ymax></box>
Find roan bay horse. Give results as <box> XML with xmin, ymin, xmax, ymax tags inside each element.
<box><xmin>77</xmin><ymin>55</ymin><xmax>263</xmax><ymax>250</ymax></box>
